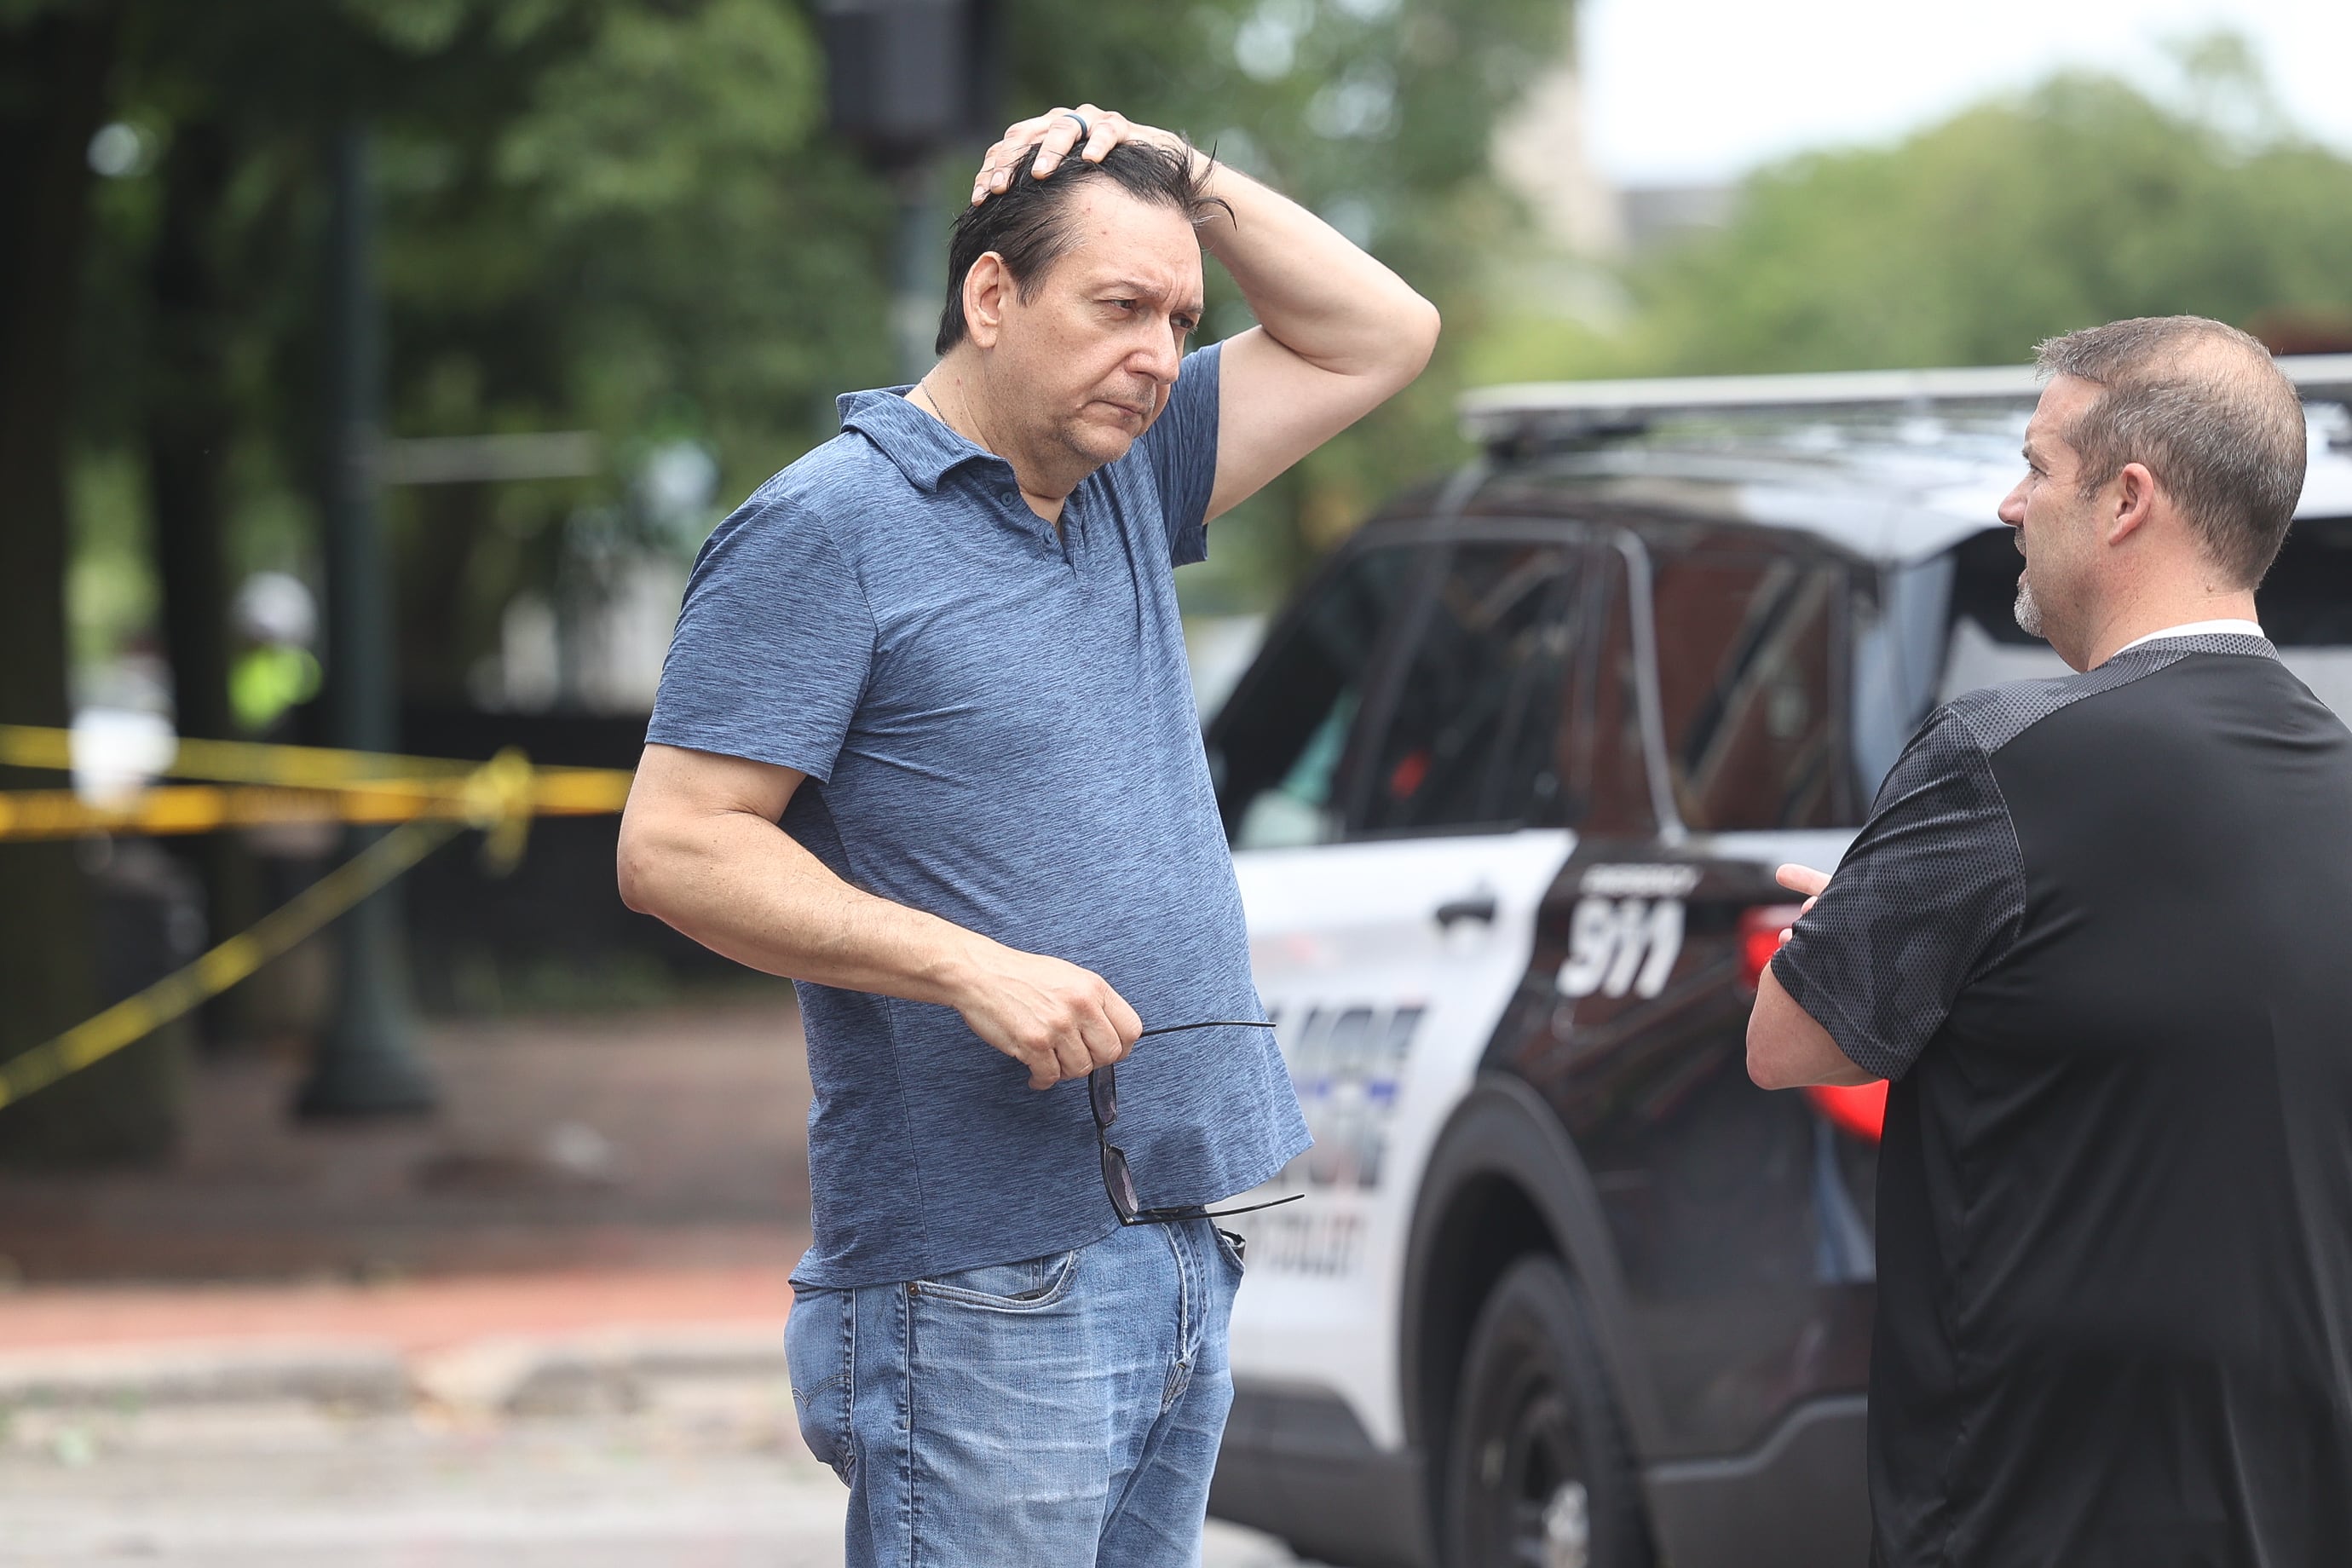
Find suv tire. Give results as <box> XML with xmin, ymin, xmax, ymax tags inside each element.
<box><xmin>1443</xmin><ymin>1255</ymin><xmax>1649</xmax><ymax>1568</ymax></box>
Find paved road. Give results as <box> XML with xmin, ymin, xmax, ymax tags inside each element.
<box><xmin>0</xmin><ymin>1368</ymin><xmax>1311</xmax><ymax>1567</ymax></box>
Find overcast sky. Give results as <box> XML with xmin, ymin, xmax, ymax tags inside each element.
<box><xmin>1581</xmin><ymin>0</ymin><xmax>2352</xmax><ymax>186</ymax></box>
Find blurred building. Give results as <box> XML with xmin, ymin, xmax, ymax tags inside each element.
<box><xmin>1490</xmin><ymin>56</ymin><xmax>1624</xmax><ymax>257</ymax></box>
<box><xmin>1490</xmin><ymin>43</ymin><xmax>1732</xmax><ymax>261</ymax></box>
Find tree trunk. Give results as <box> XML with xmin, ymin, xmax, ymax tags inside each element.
<box><xmin>0</xmin><ymin>3</ymin><xmax>186</xmax><ymax>1167</ymax></box>
<box><xmin>147</xmin><ymin>118</ymin><xmax>264</xmax><ymax>1051</ymax></box>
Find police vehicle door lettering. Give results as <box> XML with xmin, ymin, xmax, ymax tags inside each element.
<box><xmin>1559</xmin><ymin>896</ymin><xmax>1686</xmax><ymax>1000</ymax></box>
<box><xmin>1558</xmin><ymin>865</ymin><xmax>1698</xmax><ymax>1000</ymax></box>
<box><xmin>1226</xmin><ymin>828</ymin><xmax>1576</xmax><ymax>1451</ymax></box>
<box><xmin>1271</xmin><ymin>1000</ymin><xmax>1425</xmax><ymax>1194</ymax></box>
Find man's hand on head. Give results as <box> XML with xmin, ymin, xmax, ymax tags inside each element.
<box><xmin>970</xmin><ymin>103</ymin><xmax>1190</xmax><ymax>205</ymax></box>
<box><xmin>960</xmin><ymin>101</ymin><xmax>1439</xmax><ymax>527</ymax></box>
<box><xmin>948</xmin><ymin>938</ymin><xmax>1145</xmax><ymax>1090</ymax></box>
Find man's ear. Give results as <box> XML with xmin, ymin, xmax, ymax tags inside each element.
<box><xmin>963</xmin><ymin>252</ymin><xmax>1012</xmax><ymax>349</ymax></box>
<box><xmin>2107</xmin><ymin>460</ymin><xmax>2159</xmax><ymax>546</ymax></box>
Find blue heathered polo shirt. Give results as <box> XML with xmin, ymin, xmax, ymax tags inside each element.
<box><xmin>646</xmin><ymin>344</ymin><xmax>1310</xmax><ymax>1289</ymax></box>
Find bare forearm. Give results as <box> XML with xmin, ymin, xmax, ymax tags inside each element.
<box><xmin>621</xmin><ymin>808</ymin><xmax>985</xmax><ymax>1004</ymax></box>
<box><xmin>1747</xmin><ymin>964</ymin><xmax>1876</xmax><ymax>1089</ymax></box>
<box><xmin>620</xmin><ymin>746</ymin><xmax>1142</xmax><ymax>1089</ymax></box>
<box><xmin>1196</xmin><ymin>159</ymin><xmax>1438</xmax><ymax>380</ymax></box>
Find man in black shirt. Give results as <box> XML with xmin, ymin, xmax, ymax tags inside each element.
<box><xmin>1750</xmin><ymin>315</ymin><xmax>2352</xmax><ymax>1567</ymax></box>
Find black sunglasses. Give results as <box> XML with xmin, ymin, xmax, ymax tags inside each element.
<box><xmin>1088</xmin><ymin>1020</ymin><xmax>1306</xmax><ymax>1227</ymax></box>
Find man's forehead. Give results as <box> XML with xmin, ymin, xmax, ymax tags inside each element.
<box><xmin>1058</xmin><ymin>185</ymin><xmax>1204</xmax><ymax>296</ymax></box>
<box><xmin>2027</xmin><ymin>374</ymin><xmax>2098</xmax><ymax>448</ymax></box>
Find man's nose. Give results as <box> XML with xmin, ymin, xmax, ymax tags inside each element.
<box><xmin>1135</xmin><ymin>337</ymin><xmax>1181</xmax><ymax>386</ymax></box>
<box><xmin>1997</xmin><ymin>480</ymin><xmax>2027</xmax><ymax>527</ymax></box>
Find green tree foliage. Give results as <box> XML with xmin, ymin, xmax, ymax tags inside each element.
<box><xmin>70</xmin><ymin>0</ymin><xmax>1572</xmax><ymax>696</ymax></box>
<box><xmin>1474</xmin><ymin>46</ymin><xmax>2352</xmax><ymax>385</ymax></box>
<box><xmin>76</xmin><ymin>0</ymin><xmax>897</xmax><ymax>704</ymax></box>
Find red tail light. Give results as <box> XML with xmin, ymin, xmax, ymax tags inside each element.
<box><xmin>1805</xmin><ymin>1081</ymin><xmax>1888</xmax><ymax>1143</ymax></box>
<box><xmin>1741</xmin><ymin>903</ymin><xmax>1888</xmax><ymax>1142</ymax></box>
<box><xmin>1738</xmin><ymin>904</ymin><xmax>1800</xmax><ymax>991</ymax></box>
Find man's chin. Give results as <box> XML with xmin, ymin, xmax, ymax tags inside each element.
<box><xmin>2014</xmin><ymin>579</ymin><xmax>2045</xmax><ymax>640</ymax></box>
<box><xmin>1063</xmin><ymin>424</ymin><xmax>1139</xmax><ymax>470</ymax></box>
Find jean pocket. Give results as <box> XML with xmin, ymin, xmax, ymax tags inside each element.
<box><xmin>784</xmin><ymin>1288</ymin><xmax>854</xmax><ymax>1483</ymax></box>
<box><xmin>909</xmin><ymin>1248</ymin><xmax>1081</xmax><ymax>1311</ymax></box>
<box><xmin>1213</xmin><ymin>1225</ymin><xmax>1248</xmax><ymax>1275</ymax></box>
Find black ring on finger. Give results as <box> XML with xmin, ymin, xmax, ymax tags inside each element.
<box><xmin>1062</xmin><ymin>111</ymin><xmax>1090</xmax><ymax>146</ymax></box>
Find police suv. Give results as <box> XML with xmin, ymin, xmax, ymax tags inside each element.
<box><xmin>1202</xmin><ymin>359</ymin><xmax>2352</xmax><ymax>1568</ymax></box>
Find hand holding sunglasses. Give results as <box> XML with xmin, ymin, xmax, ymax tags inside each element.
<box><xmin>1089</xmin><ymin>1020</ymin><xmax>1307</xmax><ymax>1226</ymax></box>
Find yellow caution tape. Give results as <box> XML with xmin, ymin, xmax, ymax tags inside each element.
<box><xmin>0</xmin><ymin>775</ymin><xmax>632</xmax><ymax>840</ymax></box>
<box><xmin>0</xmin><ymin>728</ymin><xmax>634</xmax><ymax>845</ymax></box>
<box><xmin>0</xmin><ymin>735</ymin><xmax>643</xmax><ymax>1110</ymax></box>
<box><xmin>0</xmin><ymin>815</ymin><xmax>461</xmax><ymax>1111</ymax></box>
<box><xmin>0</xmin><ymin>723</ymin><xmax>481</xmax><ymax>786</ymax></box>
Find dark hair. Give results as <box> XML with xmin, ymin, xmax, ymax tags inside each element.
<box><xmin>934</xmin><ymin>137</ymin><xmax>1226</xmax><ymax>356</ymax></box>
<box><xmin>2035</xmin><ymin>316</ymin><xmax>2307</xmax><ymax>586</ymax></box>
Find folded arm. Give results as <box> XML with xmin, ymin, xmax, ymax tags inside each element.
<box><xmin>1749</xmin><ymin>964</ymin><xmax>1879</xmax><ymax>1089</ymax></box>
<box><xmin>1747</xmin><ymin>862</ymin><xmax>1880</xmax><ymax>1089</ymax></box>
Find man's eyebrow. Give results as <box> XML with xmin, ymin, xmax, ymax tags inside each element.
<box><xmin>1100</xmin><ymin>278</ymin><xmax>1204</xmax><ymax>316</ymax></box>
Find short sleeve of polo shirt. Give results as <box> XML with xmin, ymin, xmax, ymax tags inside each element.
<box><xmin>643</xmin><ymin>497</ymin><xmax>873</xmax><ymax>781</ymax></box>
<box><xmin>1139</xmin><ymin>343</ymin><xmax>1223</xmax><ymax>568</ymax></box>
<box><xmin>1771</xmin><ymin>704</ymin><xmax>2027</xmax><ymax>1081</ymax></box>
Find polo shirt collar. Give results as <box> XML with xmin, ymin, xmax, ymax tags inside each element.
<box><xmin>837</xmin><ymin>385</ymin><xmax>1009</xmax><ymax>493</ymax></box>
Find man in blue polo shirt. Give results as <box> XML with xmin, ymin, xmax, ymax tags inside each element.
<box><xmin>616</xmin><ymin>103</ymin><xmax>1438</xmax><ymax>1565</ymax></box>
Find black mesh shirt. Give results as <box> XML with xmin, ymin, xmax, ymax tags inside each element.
<box><xmin>1774</xmin><ymin>633</ymin><xmax>2352</xmax><ymax>1568</ymax></box>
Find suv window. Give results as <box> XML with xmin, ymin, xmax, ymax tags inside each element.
<box><xmin>1649</xmin><ymin>548</ymin><xmax>1846</xmax><ymax>831</ymax></box>
<box><xmin>2256</xmin><ymin>517</ymin><xmax>2352</xmax><ymax>716</ymax></box>
<box><xmin>1212</xmin><ymin>542</ymin><xmax>1421</xmax><ymax>850</ymax></box>
<box><xmin>1581</xmin><ymin>544</ymin><xmax>1660</xmax><ymax>838</ymax></box>
<box><xmin>1359</xmin><ymin>539</ymin><xmax>1588</xmax><ymax>836</ymax></box>
<box><xmin>1918</xmin><ymin>519</ymin><xmax>2352</xmax><ymax>747</ymax></box>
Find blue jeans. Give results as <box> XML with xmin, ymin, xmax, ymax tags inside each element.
<box><xmin>785</xmin><ymin>1215</ymin><xmax>1245</xmax><ymax>1567</ymax></box>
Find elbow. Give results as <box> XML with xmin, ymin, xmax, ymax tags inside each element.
<box><xmin>1745</xmin><ymin>1012</ymin><xmax>1791</xmax><ymax>1092</ymax></box>
<box><xmin>1396</xmin><ymin>293</ymin><xmax>1440</xmax><ymax>382</ymax></box>
<box><xmin>614</xmin><ymin>824</ymin><xmax>661</xmax><ymax>917</ymax></box>
<box><xmin>1354</xmin><ymin>291</ymin><xmax>1438</xmax><ymax>392</ymax></box>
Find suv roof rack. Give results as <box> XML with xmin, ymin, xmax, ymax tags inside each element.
<box><xmin>1460</xmin><ymin>354</ymin><xmax>2352</xmax><ymax>449</ymax></box>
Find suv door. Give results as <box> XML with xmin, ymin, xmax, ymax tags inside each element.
<box><xmin>1485</xmin><ymin>528</ymin><xmax>1876</xmax><ymax>1524</ymax></box>
<box><xmin>1209</xmin><ymin>527</ymin><xmax>1592</xmax><ymax>1456</ymax></box>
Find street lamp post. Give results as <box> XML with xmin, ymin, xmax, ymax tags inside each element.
<box><xmin>297</xmin><ymin>118</ymin><xmax>437</xmax><ymax>1119</ymax></box>
<box><xmin>819</xmin><ymin>0</ymin><xmax>999</xmax><ymax>383</ymax></box>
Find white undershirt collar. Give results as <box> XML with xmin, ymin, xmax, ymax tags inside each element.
<box><xmin>2113</xmin><ymin>618</ymin><xmax>2265</xmax><ymax>656</ymax></box>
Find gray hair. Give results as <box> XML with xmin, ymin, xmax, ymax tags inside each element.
<box><xmin>2034</xmin><ymin>316</ymin><xmax>2306</xmax><ymax>587</ymax></box>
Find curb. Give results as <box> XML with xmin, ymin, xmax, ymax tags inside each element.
<box><xmin>412</xmin><ymin>1324</ymin><xmax>788</xmax><ymax>1415</ymax></box>
<box><xmin>0</xmin><ymin>1338</ymin><xmax>409</xmax><ymax>1413</ymax></box>
<box><xmin>0</xmin><ymin>1324</ymin><xmax>787</xmax><ymax>1419</ymax></box>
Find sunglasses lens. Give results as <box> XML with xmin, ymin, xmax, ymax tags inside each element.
<box><xmin>1089</xmin><ymin>1066</ymin><xmax>1117</xmax><ymax>1127</ymax></box>
<box><xmin>1100</xmin><ymin>1144</ymin><xmax>1139</xmax><ymax>1219</ymax></box>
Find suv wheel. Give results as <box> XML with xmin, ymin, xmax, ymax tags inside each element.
<box><xmin>1443</xmin><ymin>1256</ymin><xmax>1647</xmax><ymax>1568</ymax></box>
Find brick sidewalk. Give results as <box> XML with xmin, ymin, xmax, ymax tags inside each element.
<box><xmin>0</xmin><ymin>988</ymin><xmax>813</xmax><ymax>1285</ymax></box>
<box><xmin>0</xmin><ymin>990</ymin><xmax>812</xmax><ymax>1397</ymax></box>
<box><xmin>0</xmin><ymin>1265</ymin><xmax>795</xmax><ymax>1354</ymax></box>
